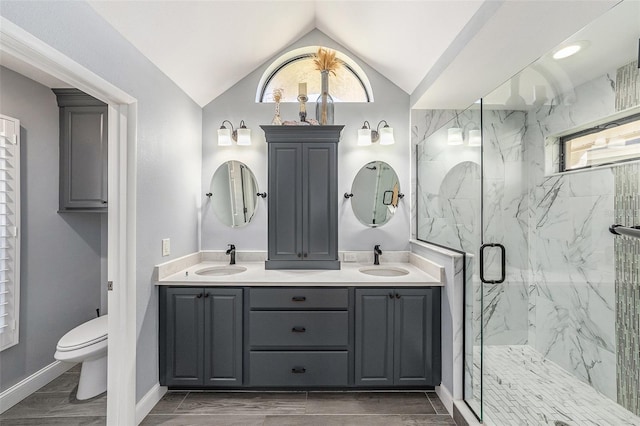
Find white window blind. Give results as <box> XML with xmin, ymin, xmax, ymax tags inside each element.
<box><xmin>0</xmin><ymin>114</ymin><xmax>20</xmax><ymax>352</ymax></box>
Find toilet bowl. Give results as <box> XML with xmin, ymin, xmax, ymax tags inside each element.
<box><xmin>55</xmin><ymin>315</ymin><xmax>108</xmax><ymax>400</ymax></box>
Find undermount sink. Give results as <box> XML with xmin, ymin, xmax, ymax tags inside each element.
<box><xmin>195</xmin><ymin>265</ymin><xmax>247</xmax><ymax>276</ymax></box>
<box><xmin>359</xmin><ymin>266</ymin><xmax>410</xmax><ymax>277</ymax></box>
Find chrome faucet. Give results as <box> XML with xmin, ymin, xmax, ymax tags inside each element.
<box><xmin>226</xmin><ymin>244</ymin><xmax>236</xmax><ymax>265</ymax></box>
<box><xmin>374</xmin><ymin>245</ymin><xmax>382</xmax><ymax>265</ymax></box>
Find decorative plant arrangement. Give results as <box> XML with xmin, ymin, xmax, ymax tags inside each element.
<box><xmin>313</xmin><ymin>47</ymin><xmax>340</xmax><ymax>125</ymax></box>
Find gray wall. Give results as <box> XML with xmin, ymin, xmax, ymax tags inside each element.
<box><xmin>201</xmin><ymin>29</ymin><xmax>411</xmax><ymax>252</ymax></box>
<box><xmin>0</xmin><ymin>2</ymin><xmax>203</xmax><ymax>400</ymax></box>
<box><xmin>0</xmin><ymin>66</ymin><xmax>102</xmax><ymax>392</ymax></box>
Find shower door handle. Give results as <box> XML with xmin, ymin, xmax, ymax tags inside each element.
<box><xmin>479</xmin><ymin>243</ymin><xmax>506</xmax><ymax>284</ymax></box>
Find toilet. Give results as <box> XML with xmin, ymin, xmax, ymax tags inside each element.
<box><xmin>54</xmin><ymin>315</ymin><xmax>108</xmax><ymax>400</ymax></box>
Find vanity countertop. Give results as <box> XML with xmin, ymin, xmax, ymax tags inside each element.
<box><xmin>156</xmin><ymin>256</ymin><xmax>443</xmax><ymax>287</ymax></box>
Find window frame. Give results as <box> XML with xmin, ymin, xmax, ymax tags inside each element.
<box><xmin>560</xmin><ymin>112</ymin><xmax>640</xmax><ymax>172</ymax></box>
<box><xmin>256</xmin><ymin>46</ymin><xmax>374</xmax><ymax>103</ymax></box>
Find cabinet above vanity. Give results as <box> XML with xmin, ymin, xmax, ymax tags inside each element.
<box><xmin>262</xmin><ymin>125</ymin><xmax>343</xmax><ymax>270</ymax></box>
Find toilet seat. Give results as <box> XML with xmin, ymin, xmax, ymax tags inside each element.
<box><xmin>56</xmin><ymin>315</ymin><xmax>108</xmax><ymax>352</ymax></box>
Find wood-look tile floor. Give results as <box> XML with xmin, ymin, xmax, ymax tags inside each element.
<box><xmin>0</xmin><ymin>365</ymin><xmax>107</xmax><ymax>425</ymax></box>
<box><xmin>142</xmin><ymin>391</ymin><xmax>455</xmax><ymax>425</ymax></box>
<box><xmin>1</xmin><ymin>368</ymin><xmax>454</xmax><ymax>426</ymax></box>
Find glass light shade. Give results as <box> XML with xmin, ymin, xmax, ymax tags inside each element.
<box><xmin>218</xmin><ymin>128</ymin><xmax>232</xmax><ymax>146</ymax></box>
<box><xmin>448</xmin><ymin>127</ymin><xmax>463</xmax><ymax>145</ymax></box>
<box><xmin>358</xmin><ymin>128</ymin><xmax>372</xmax><ymax>146</ymax></box>
<box><xmin>379</xmin><ymin>126</ymin><xmax>395</xmax><ymax>145</ymax></box>
<box><xmin>468</xmin><ymin>129</ymin><xmax>481</xmax><ymax>147</ymax></box>
<box><xmin>236</xmin><ymin>128</ymin><xmax>251</xmax><ymax>146</ymax></box>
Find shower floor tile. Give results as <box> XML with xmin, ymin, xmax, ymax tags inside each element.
<box><xmin>470</xmin><ymin>345</ymin><xmax>640</xmax><ymax>425</ymax></box>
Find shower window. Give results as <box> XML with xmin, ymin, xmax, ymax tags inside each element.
<box><xmin>561</xmin><ymin>112</ymin><xmax>640</xmax><ymax>171</ymax></box>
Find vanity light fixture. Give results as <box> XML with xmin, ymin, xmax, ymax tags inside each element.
<box><xmin>358</xmin><ymin>120</ymin><xmax>395</xmax><ymax>146</ymax></box>
<box><xmin>218</xmin><ymin>120</ymin><xmax>251</xmax><ymax>146</ymax></box>
<box><xmin>447</xmin><ymin>127</ymin><xmax>463</xmax><ymax>145</ymax></box>
<box><xmin>468</xmin><ymin>129</ymin><xmax>482</xmax><ymax>147</ymax></box>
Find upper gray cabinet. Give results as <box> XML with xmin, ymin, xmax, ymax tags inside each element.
<box><xmin>53</xmin><ymin>89</ymin><xmax>107</xmax><ymax>212</ymax></box>
<box><xmin>262</xmin><ymin>125</ymin><xmax>343</xmax><ymax>270</ymax></box>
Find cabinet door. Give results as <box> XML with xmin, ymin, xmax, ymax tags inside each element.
<box><xmin>203</xmin><ymin>288</ymin><xmax>243</xmax><ymax>386</ymax></box>
<box><xmin>60</xmin><ymin>106</ymin><xmax>108</xmax><ymax>210</ymax></box>
<box><xmin>268</xmin><ymin>143</ymin><xmax>303</xmax><ymax>260</ymax></box>
<box><xmin>354</xmin><ymin>289</ymin><xmax>394</xmax><ymax>386</ymax></box>
<box><xmin>302</xmin><ymin>143</ymin><xmax>337</xmax><ymax>261</ymax></box>
<box><xmin>164</xmin><ymin>288</ymin><xmax>204</xmax><ymax>386</ymax></box>
<box><xmin>393</xmin><ymin>288</ymin><xmax>440</xmax><ymax>386</ymax></box>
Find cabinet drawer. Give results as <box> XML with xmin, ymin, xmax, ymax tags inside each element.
<box><xmin>249</xmin><ymin>311</ymin><xmax>348</xmax><ymax>347</ymax></box>
<box><xmin>250</xmin><ymin>288</ymin><xmax>348</xmax><ymax>310</ymax></box>
<box><xmin>249</xmin><ymin>351</ymin><xmax>348</xmax><ymax>387</ymax></box>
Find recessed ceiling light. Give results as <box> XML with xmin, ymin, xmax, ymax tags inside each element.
<box><xmin>552</xmin><ymin>42</ymin><xmax>588</xmax><ymax>60</ymax></box>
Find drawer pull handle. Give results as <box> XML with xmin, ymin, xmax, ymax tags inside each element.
<box><xmin>291</xmin><ymin>367</ymin><xmax>306</xmax><ymax>374</ymax></box>
<box><xmin>291</xmin><ymin>327</ymin><xmax>306</xmax><ymax>333</ymax></box>
<box><xmin>291</xmin><ymin>296</ymin><xmax>306</xmax><ymax>302</ymax></box>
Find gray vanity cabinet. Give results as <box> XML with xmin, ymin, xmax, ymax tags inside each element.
<box><xmin>262</xmin><ymin>125</ymin><xmax>342</xmax><ymax>270</ymax></box>
<box><xmin>53</xmin><ymin>89</ymin><xmax>108</xmax><ymax>212</ymax></box>
<box><xmin>247</xmin><ymin>287</ymin><xmax>350</xmax><ymax>387</ymax></box>
<box><xmin>355</xmin><ymin>288</ymin><xmax>441</xmax><ymax>387</ymax></box>
<box><xmin>160</xmin><ymin>287</ymin><xmax>243</xmax><ymax>387</ymax></box>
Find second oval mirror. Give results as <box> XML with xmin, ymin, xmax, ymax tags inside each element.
<box><xmin>210</xmin><ymin>161</ymin><xmax>259</xmax><ymax>228</ymax></box>
<box><xmin>350</xmin><ymin>161</ymin><xmax>400</xmax><ymax>227</ymax></box>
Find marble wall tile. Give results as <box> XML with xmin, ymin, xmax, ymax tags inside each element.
<box><xmin>414</xmin><ymin>60</ymin><xmax>639</xmax><ymax>413</ymax></box>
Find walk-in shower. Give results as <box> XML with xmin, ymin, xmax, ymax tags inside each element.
<box><xmin>414</xmin><ymin>1</ymin><xmax>640</xmax><ymax>424</ymax></box>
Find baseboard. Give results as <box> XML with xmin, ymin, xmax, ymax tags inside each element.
<box><xmin>135</xmin><ymin>382</ymin><xmax>167</xmax><ymax>425</ymax></box>
<box><xmin>0</xmin><ymin>361</ymin><xmax>75</xmax><ymax>414</ymax></box>
<box><xmin>436</xmin><ymin>384</ymin><xmax>454</xmax><ymax>415</ymax></box>
<box><xmin>453</xmin><ymin>399</ymin><xmax>482</xmax><ymax>426</ymax></box>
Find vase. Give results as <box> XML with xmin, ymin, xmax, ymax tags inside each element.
<box><xmin>272</xmin><ymin>88</ymin><xmax>283</xmax><ymax>125</ymax></box>
<box><xmin>315</xmin><ymin>70</ymin><xmax>334</xmax><ymax>125</ymax></box>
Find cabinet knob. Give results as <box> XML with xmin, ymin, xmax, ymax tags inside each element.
<box><xmin>291</xmin><ymin>367</ymin><xmax>306</xmax><ymax>374</ymax></box>
<box><xmin>196</xmin><ymin>293</ymin><xmax>203</xmax><ymax>298</ymax></box>
<box><xmin>204</xmin><ymin>293</ymin><xmax>209</xmax><ymax>298</ymax></box>
<box><xmin>297</xmin><ymin>253</ymin><xmax>302</xmax><ymax>258</ymax></box>
<box><xmin>291</xmin><ymin>326</ymin><xmax>306</xmax><ymax>333</ymax></box>
<box><xmin>292</xmin><ymin>296</ymin><xmax>306</xmax><ymax>302</ymax></box>
<box><xmin>101</xmin><ymin>200</ymin><xmax>108</xmax><ymax>204</ymax></box>
<box><xmin>395</xmin><ymin>293</ymin><xmax>401</xmax><ymax>299</ymax></box>
<box><xmin>303</xmin><ymin>253</ymin><xmax>308</xmax><ymax>258</ymax></box>
<box><xmin>388</xmin><ymin>293</ymin><xmax>394</xmax><ymax>299</ymax></box>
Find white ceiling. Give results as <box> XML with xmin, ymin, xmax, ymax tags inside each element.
<box><xmin>1</xmin><ymin>1</ymin><xmax>621</xmax><ymax>110</ymax></box>
<box><xmin>88</xmin><ymin>0</ymin><xmax>484</xmax><ymax>107</ymax></box>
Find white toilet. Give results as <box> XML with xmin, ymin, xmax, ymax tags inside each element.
<box><xmin>54</xmin><ymin>315</ymin><xmax>108</xmax><ymax>400</ymax></box>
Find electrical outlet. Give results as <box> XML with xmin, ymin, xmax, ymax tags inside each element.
<box><xmin>162</xmin><ymin>238</ymin><xmax>170</xmax><ymax>257</ymax></box>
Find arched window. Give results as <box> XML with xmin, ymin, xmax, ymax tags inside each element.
<box><xmin>256</xmin><ymin>46</ymin><xmax>373</xmax><ymax>103</ymax></box>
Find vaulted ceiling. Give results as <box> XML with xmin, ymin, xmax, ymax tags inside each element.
<box><xmin>12</xmin><ymin>1</ymin><xmax>620</xmax><ymax>109</ymax></box>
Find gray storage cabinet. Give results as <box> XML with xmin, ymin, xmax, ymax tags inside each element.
<box><xmin>53</xmin><ymin>89</ymin><xmax>108</xmax><ymax>212</ymax></box>
<box><xmin>160</xmin><ymin>287</ymin><xmax>243</xmax><ymax>387</ymax></box>
<box><xmin>262</xmin><ymin>125</ymin><xmax>343</xmax><ymax>270</ymax></box>
<box><xmin>355</xmin><ymin>288</ymin><xmax>441</xmax><ymax>387</ymax></box>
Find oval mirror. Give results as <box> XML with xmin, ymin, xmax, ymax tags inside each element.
<box><xmin>350</xmin><ymin>161</ymin><xmax>400</xmax><ymax>227</ymax></box>
<box><xmin>210</xmin><ymin>161</ymin><xmax>259</xmax><ymax>228</ymax></box>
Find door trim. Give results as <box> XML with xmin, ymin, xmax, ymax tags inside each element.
<box><xmin>0</xmin><ymin>17</ymin><xmax>138</xmax><ymax>425</ymax></box>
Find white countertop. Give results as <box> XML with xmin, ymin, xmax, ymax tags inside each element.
<box><xmin>157</xmin><ymin>258</ymin><xmax>443</xmax><ymax>287</ymax></box>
